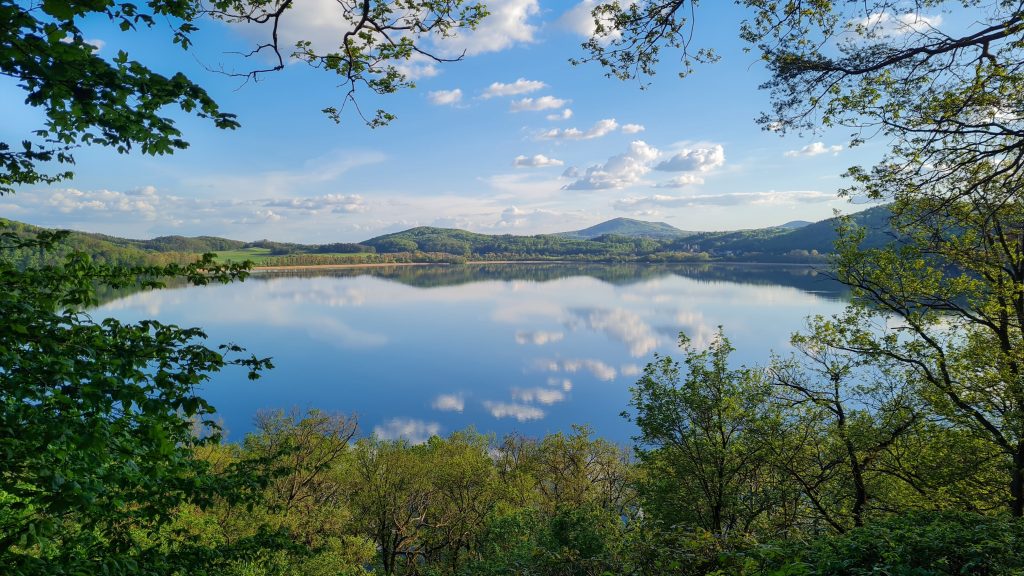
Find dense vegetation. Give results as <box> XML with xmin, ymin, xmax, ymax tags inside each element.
<box><xmin>5</xmin><ymin>0</ymin><xmax>1024</xmax><ymax>573</ymax></box>
<box><xmin>1</xmin><ymin>207</ymin><xmax>894</xmax><ymax>269</ymax></box>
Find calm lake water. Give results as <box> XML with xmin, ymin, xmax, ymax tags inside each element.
<box><xmin>95</xmin><ymin>263</ymin><xmax>848</xmax><ymax>444</ymax></box>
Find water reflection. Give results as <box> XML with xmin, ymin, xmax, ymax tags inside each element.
<box><xmin>94</xmin><ymin>263</ymin><xmax>847</xmax><ymax>443</ymax></box>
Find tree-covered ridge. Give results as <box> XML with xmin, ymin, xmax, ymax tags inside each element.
<box><xmin>2</xmin><ymin>206</ymin><xmax>894</xmax><ymax>266</ymax></box>
<box><xmin>557</xmin><ymin>217</ymin><xmax>692</xmax><ymax>240</ymax></box>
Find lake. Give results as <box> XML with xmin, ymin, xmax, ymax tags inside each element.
<box><xmin>95</xmin><ymin>262</ymin><xmax>848</xmax><ymax>444</ymax></box>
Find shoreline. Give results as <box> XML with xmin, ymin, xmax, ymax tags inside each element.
<box><xmin>251</xmin><ymin>260</ymin><xmax>824</xmax><ymax>272</ymax></box>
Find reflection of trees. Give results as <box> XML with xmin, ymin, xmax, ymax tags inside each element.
<box><xmin>250</xmin><ymin>263</ymin><xmax>848</xmax><ymax>298</ymax></box>
<box><xmin>93</xmin><ymin>263</ymin><xmax>848</xmax><ymax>307</ymax></box>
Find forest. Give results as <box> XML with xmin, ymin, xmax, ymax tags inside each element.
<box><xmin>4</xmin><ymin>0</ymin><xmax>1024</xmax><ymax>575</ymax></box>
<box><xmin>0</xmin><ymin>205</ymin><xmax>893</xmax><ymax>269</ymax></box>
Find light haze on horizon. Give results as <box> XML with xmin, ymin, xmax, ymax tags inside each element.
<box><xmin>0</xmin><ymin>0</ymin><xmax>901</xmax><ymax>243</ymax></box>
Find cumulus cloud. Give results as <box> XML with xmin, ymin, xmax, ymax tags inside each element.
<box><xmin>482</xmin><ymin>78</ymin><xmax>546</xmax><ymax>98</ymax></box>
<box><xmin>542</xmin><ymin>118</ymin><xmax>619</xmax><ymax>140</ymax></box>
<box><xmin>432</xmin><ymin>394</ymin><xmax>465</xmax><ymax>412</ymax></box>
<box><xmin>437</xmin><ymin>0</ymin><xmax>539</xmax><ymax>56</ymax></box>
<box><xmin>621</xmin><ymin>123</ymin><xmax>645</xmax><ymax>134</ymax></box>
<box><xmin>614</xmin><ymin>190</ymin><xmax>838</xmax><ymax>210</ymax></box>
<box><xmin>483</xmin><ymin>401</ymin><xmax>545</xmax><ymax>421</ymax></box>
<box><xmin>547</xmin><ymin>108</ymin><xmax>573</xmax><ymax>121</ymax></box>
<box><xmin>373</xmin><ymin>418</ymin><xmax>441</xmax><ymax>445</ymax></box>
<box><xmin>511</xmin><ymin>95</ymin><xmax>569</xmax><ymax>112</ymax></box>
<box><xmin>428</xmin><ymin>88</ymin><xmax>463</xmax><ymax>106</ymax></box>
<box><xmin>563</xmin><ymin>140</ymin><xmax>660</xmax><ymax>191</ymax></box>
<box><xmin>784</xmin><ymin>142</ymin><xmax>843</xmax><ymax>157</ymax></box>
<box><xmin>264</xmin><ymin>193</ymin><xmax>367</xmax><ymax>213</ymax></box>
<box><xmin>655</xmin><ymin>144</ymin><xmax>725</xmax><ymax>172</ymax></box>
<box><xmin>560</xmin><ymin>0</ymin><xmax>623</xmax><ymax>42</ymax></box>
<box><xmin>515</xmin><ymin>330</ymin><xmax>565</xmax><ymax>345</ymax></box>
<box><xmin>514</xmin><ymin>154</ymin><xmax>565</xmax><ymax>168</ymax></box>
<box><xmin>854</xmin><ymin>11</ymin><xmax>942</xmax><ymax>35</ymax></box>
<box><xmin>653</xmin><ymin>174</ymin><xmax>704</xmax><ymax>188</ymax></box>
<box><xmin>40</xmin><ymin>186</ymin><xmax>162</xmax><ymax>219</ymax></box>
<box><xmin>512</xmin><ymin>387</ymin><xmax>566</xmax><ymax>405</ymax></box>
<box><xmin>497</xmin><ymin>206</ymin><xmax>575</xmax><ymax>230</ymax></box>
<box><xmin>566</xmin><ymin>307</ymin><xmax>659</xmax><ymax>357</ymax></box>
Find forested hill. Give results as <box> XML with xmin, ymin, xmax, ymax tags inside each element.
<box><xmin>1</xmin><ymin>205</ymin><xmax>893</xmax><ymax>266</ymax></box>
<box><xmin>0</xmin><ymin>218</ymin><xmax>227</xmax><ymax>268</ymax></box>
<box><xmin>557</xmin><ymin>217</ymin><xmax>691</xmax><ymax>240</ymax></box>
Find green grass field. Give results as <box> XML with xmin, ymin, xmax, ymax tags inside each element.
<box><xmin>213</xmin><ymin>249</ymin><xmax>380</xmax><ymax>266</ymax></box>
<box><xmin>212</xmin><ymin>247</ymin><xmax>274</xmax><ymax>264</ymax></box>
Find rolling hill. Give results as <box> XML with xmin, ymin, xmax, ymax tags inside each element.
<box><xmin>557</xmin><ymin>217</ymin><xmax>690</xmax><ymax>240</ymax></box>
<box><xmin>2</xmin><ymin>205</ymin><xmax>895</xmax><ymax>266</ymax></box>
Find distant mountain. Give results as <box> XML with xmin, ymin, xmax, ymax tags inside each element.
<box><xmin>557</xmin><ymin>217</ymin><xmax>690</xmax><ymax>240</ymax></box>
<box><xmin>779</xmin><ymin>220</ymin><xmax>812</xmax><ymax>229</ymax></box>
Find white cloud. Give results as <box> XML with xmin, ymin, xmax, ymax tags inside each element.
<box><xmin>483</xmin><ymin>401</ymin><xmax>545</xmax><ymax>421</ymax></box>
<box><xmin>655</xmin><ymin>144</ymin><xmax>725</xmax><ymax>172</ymax></box>
<box><xmin>496</xmin><ymin>206</ymin><xmax>577</xmax><ymax>230</ymax></box>
<box><xmin>373</xmin><ymin>418</ymin><xmax>441</xmax><ymax>445</ymax></box>
<box><xmin>542</xmin><ymin>118</ymin><xmax>618</xmax><ymax>140</ymax></box>
<box><xmin>546</xmin><ymin>108</ymin><xmax>573</xmax><ymax>121</ymax></box>
<box><xmin>428</xmin><ymin>88</ymin><xmax>463</xmax><ymax>106</ymax></box>
<box><xmin>510</xmin><ymin>95</ymin><xmax>569</xmax><ymax>112</ymax></box>
<box><xmin>432</xmin><ymin>394</ymin><xmax>465</xmax><ymax>412</ymax></box>
<box><xmin>512</xmin><ymin>387</ymin><xmax>566</xmax><ymax>405</ymax></box>
<box><xmin>784</xmin><ymin>142</ymin><xmax>843</xmax><ymax>157</ymax></box>
<box><xmin>563</xmin><ymin>140</ymin><xmax>660</xmax><ymax>190</ymax></box>
<box><xmin>560</xmin><ymin>0</ymin><xmax>623</xmax><ymax>42</ymax></box>
<box><xmin>614</xmin><ymin>190</ymin><xmax>838</xmax><ymax>210</ymax></box>
<box><xmin>482</xmin><ymin>78</ymin><xmax>546</xmax><ymax>98</ymax></box>
<box><xmin>514</xmin><ymin>154</ymin><xmax>565</xmax><ymax>168</ymax></box>
<box><xmin>653</xmin><ymin>174</ymin><xmax>704</xmax><ymax>188</ymax></box>
<box><xmin>264</xmin><ymin>193</ymin><xmax>367</xmax><ymax>213</ymax></box>
<box><xmin>515</xmin><ymin>330</ymin><xmax>565</xmax><ymax>345</ymax></box>
<box><xmin>854</xmin><ymin>11</ymin><xmax>942</xmax><ymax>35</ymax></box>
<box><xmin>437</xmin><ymin>0</ymin><xmax>540</xmax><ymax>56</ymax></box>
<box><xmin>621</xmin><ymin>123</ymin><xmax>645</xmax><ymax>134</ymax></box>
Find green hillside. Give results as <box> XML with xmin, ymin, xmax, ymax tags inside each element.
<box><xmin>2</xmin><ymin>205</ymin><xmax>895</xmax><ymax>266</ymax></box>
<box><xmin>558</xmin><ymin>217</ymin><xmax>690</xmax><ymax>240</ymax></box>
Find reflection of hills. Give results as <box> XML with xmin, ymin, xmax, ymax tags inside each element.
<box><xmin>251</xmin><ymin>262</ymin><xmax>848</xmax><ymax>299</ymax></box>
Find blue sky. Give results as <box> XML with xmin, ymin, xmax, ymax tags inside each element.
<box><xmin>0</xmin><ymin>0</ymin><xmax>900</xmax><ymax>243</ymax></box>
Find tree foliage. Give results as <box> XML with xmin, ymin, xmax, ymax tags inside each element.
<box><xmin>0</xmin><ymin>230</ymin><xmax>274</xmax><ymax>574</ymax></box>
<box><xmin>0</xmin><ymin>0</ymin><xmax>486</xmax><ymax>194</ymax></box>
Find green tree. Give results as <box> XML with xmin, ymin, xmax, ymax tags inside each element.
<box><xmin>0</xmin><ymin>230</ymin><xmax>274</xmax><ymax>574</ymax></box>
<box><xmin>812</xmin><ymin>184</ymin><xmax>1024</xmax><ymax>516</ymax></box>
<box><xmin>1</xmin><ymin>0</ymin><xmax>486</xmax><ymax>193</ymax></box>
<box><xmin>579</xmin><ymin>1</ymin><xmax>1024</xmax><ymax>202</ymax></box>
<box><xmin>626</xmin><ymin>328</ymin><xmax>775</xmax><ymax>535</ymax></box>
<box><xmin>768</xmin><ymin>327</ymin><xmax>922</xmax><ymax>531</ymax></box>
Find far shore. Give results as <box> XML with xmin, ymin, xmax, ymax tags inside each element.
<box><xmin>251</xmin><ymin>259</ymin><xmax>823</xmax><ymax>272</ymax></box>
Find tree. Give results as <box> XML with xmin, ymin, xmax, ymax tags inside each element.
<box><xmin>0</xmin><ymin>230</ymin><xmax>275</xmax><ymax>574</ymax></box>
<box><xmin>626</xmin><ymin>328</ymin><xmax>775</xmax><ymax>535</ymax></box>
<box><xmin>822</xmin><ymin>183</ymin><xmax>1024</xmax><ymax>515</ymax></box>
<box><xmin>0</xmin><ymin>0</ymin><xmax>486</xmax><ymax>193</ymax></box>
<box><xmin>768</xmin><ymin>326</ymin><xmax>923</xmax><ymax>531</ymax></box>
<box><xmin>580</xmin><ymin>1</ymin><xmax>1024</xmax><ymax>202</ymax></box>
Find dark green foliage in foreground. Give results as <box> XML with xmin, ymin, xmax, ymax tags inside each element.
<box><xmin>0</xmin><ymin>230</ymin><xmax>277</xmax><ymax>575</ymax></box>
<box><xmin>733</xmin><ymin>512</ymin><xmax>1024</xmax><ymax>575</ymax></box>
